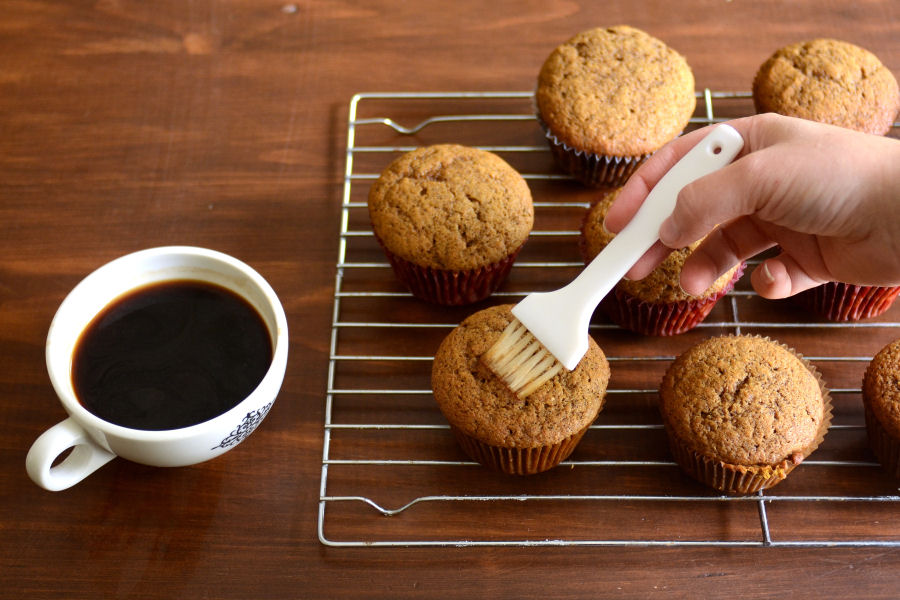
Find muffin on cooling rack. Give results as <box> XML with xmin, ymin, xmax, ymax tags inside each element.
<box><xmin>431</xmin><ymin>304</ymin><xmax>610</xmax><ymax>475</ymax></box>
<box><xmin>753</xmin><ymin>38</ymin><xmax>900</xmax><ymax>321</ymax></box>
<box><xmin>580</xmin><ymin>188</ymin><xmax>743</xmax><ymax>336</ymax></box>
<box><xmin>752</xmin><ymin>38</ymin><xmax>900</xmax><ymax>135</ymax></box>
<box><xmin>863</xmin><ymin>337</ymin><xmax>900</xmax><ymax>479</ymax></box>
<box><xmin>659</xmin><ymin>335</ymin><xmax>832</xmax><ymax>494</ymax></box>
<box><xmin>368</xmin><ymin>144</ymin><xmax>533</xmax><ymax>305</ymax></box>
<box><xmin>535</xmin><ymin>25</ymin><xmax>696</xmax><ymax>187</ymax></box>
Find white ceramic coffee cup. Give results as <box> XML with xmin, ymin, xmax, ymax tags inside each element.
<box><xmin>26</xmin><ymin>246</ymin><xmax>289</xmax><ymax>491</ymax></box>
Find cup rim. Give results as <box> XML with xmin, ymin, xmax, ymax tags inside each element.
<box><xmin>45</xmin><ymin>246</ymin><xmax>289</xmax><ymax>442</ymax></box>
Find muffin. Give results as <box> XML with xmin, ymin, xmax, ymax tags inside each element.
<box><xmin>580</xmin><ymin>188</ymin><xmax>744</xmax><ymax>336</ymax></box>
<box><xmin>659</xmin><ymin>335</ymin><xmax>832</xmax><ymax>494</ymax></box>
<box><xmin>368</xmin><ymin>144</ymin><xmax>534</xmax><ymax>305</ymax></box>
<box><xmin>431</xmin><ymin>304</ymin><xmax>610</xmax><ymax>475</ymax></box>
<box><xmin>753</xmin><ymin>39</ymin><xmax>900</xmax><ymax>320</ymax></box>
<box><xmin>535</xmin><ymin>25</ymin><xmax>696</xmax><ymax>187</ymax></box>
<box><xmin>752</xmin><ymin>38</ymin><xmax>900</xmax><ymax>135</ymax></box>
<box><xmin>862</xmin><ymin>338</ymin><xmax>900</xmax><ymax>478</ymax></box>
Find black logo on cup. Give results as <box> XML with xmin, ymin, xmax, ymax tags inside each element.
<box><xmin>212</xmin><ymin>402</ymin><xmax>274</xmax><ymax>450</ymax></box>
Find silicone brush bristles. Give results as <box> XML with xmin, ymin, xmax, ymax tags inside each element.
<box><xmin>481</xmin><ymin>319</ymin><xmax>565</xmax><ymax>399</ymax></box>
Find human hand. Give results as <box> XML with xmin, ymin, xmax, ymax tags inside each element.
<box><xmin>603</xmin><ymin>113</ymin><xmax>900</xmax><ymax>299</ymax></box>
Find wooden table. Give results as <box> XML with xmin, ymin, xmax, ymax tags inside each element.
<box><xmin>3</xmin><ymin>1</ymin><xmax>900</xmax><ymax>597</ymax></box>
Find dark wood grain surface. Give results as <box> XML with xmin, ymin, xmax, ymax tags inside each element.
<box><xmin>3</xmin><ymin>1</ymin><xmax>900</xmax><ymax>598</ymax></box>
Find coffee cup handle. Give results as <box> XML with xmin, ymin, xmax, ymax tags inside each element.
<box><xmin>26</xmin><ymin>418</ymin><xmax>116</xmax><ymax>491</ymax></box>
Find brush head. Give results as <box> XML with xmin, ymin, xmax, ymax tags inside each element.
<box><xmin>480</xmin><ymin>319</ymin><xmax>565</xmax><ymax>399</ymax></box>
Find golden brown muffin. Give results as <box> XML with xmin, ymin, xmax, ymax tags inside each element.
<box><xmin>368</xmin><ymin>144</ymin><xmax>534</xmax><ymax>304</ymax></box>
<box><xmin>431</xmin><ymin>304</ymin><xmax>610</xmax><ymax>475</ymax></box>
<box><xmin>659</xmin><ymin>335</ymin><xmax>831</xmax><ymax>494</ymax></box>
<box><xmin>752</xmin><ymin>38</ymin><xmax>900</xmax><ymax>135</ymax></box>
<box><xmin>580</xmin><ymin>188</ymin><xmax>743</xmax><ymax>335</ymax></box>
<box><xmin>862</xmin><ymin>338</ymin><xmax>900</xmax><ymax>478</ymax></box>
<box><xmin>535</xmin><ymin>26</ymin><xmax>696</xmax><ymax>186</ymax></box>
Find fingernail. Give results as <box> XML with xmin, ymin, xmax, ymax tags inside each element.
<box><xmin>677</xmin><ymin>279</ymin><xmax>699</xmax><ymax>298</ymax></box>
<box><xmin>760</xmin><ymin>261</ymin><xmax>775</xmax><ymax>285</ymax></box>
<box><xmin>601</xmin><ymin>217</ymin><xmax>613</xmax><ymax>235</ymax></box>
<box><xmin>658</xmin><ymin>219</ymin><xmax>679</xmax><ymax>246</ymax></box>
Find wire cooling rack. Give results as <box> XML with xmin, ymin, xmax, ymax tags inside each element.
<box><xmin>319</xmin><ymin>90</ymin><xmax>900</xmax><ymax>547</ymax></box>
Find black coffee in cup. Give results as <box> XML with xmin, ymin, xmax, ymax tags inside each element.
<box><xmin>71</xmin><ymin>280</ymin><xmax>272</xmax><ymax>431</ymax></box>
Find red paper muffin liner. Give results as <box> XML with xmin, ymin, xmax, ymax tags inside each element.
<box><xmin>864</xmin><ymin>404</ymin><xmax>900</xmax><ymax>479</ymax></box>
<box><xmin>449</xmin><ymin>423</ymin><xmax>590</xmax><ymax>476</ymax></box>
<box><xmin>792</xmin><ymin>282</ymin><xmax>900</xmax><ymax>321</ymax></box>
<box><xmin>663</xmin><ymin>336</ymin><xmax>833</xmax><ymax>495</ymax></box>
<box><xmin>600</xmin><ymin>262</ymin><xmax>746</xmax><ymax>336</ymax></box>
<box><xmin>537</xmin><ymin>114</ymin><xmax>650</xmax><ymax>187</ymax></box>
<box><xmin>374</xmin><ymin>233</ymin><xmax>523</xmax><ymax>306</ymax></box>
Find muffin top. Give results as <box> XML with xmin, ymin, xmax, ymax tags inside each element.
<box><xmin>659</xmin><ymin>335</ymin><xmax>827</xmax><ymax>466</ymax></box>
<box><xmin>863</xmin><ymin>338</ymin><xmax>900</xmax><ymax>439</ymax></box>
<box><xmin>535</xmin><ymin>25</ymin><xmax>696</xmax><ymax>157</ymax></box>
<box><xmin>368</xmin><ymin>144</ymin><xmax>534</xmax><ymax>271</ymax></box>
<box><xmin>580</xmin><ymin>188</ymin><xmax>741</xmax><ymax>303</ymax></box>
<box><xmin>752</xmin><ymin>38</ymin><xmax>900</xmax><ymax>135</ymax></box>
<box><xmin>431</xmin><ymin>304</ymin><xmax>610</xmax><ymax>448</ymax></box>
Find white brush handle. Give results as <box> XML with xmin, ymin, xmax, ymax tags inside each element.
<box><xmin>512</xmin><ymin>123</ymin><xmax>745</xmax><ymax>370</ymax></box>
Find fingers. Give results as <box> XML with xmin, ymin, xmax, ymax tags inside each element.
<box><xmin>604</xmin><ymin>119</ymin><xmax>763</xmax><ymax>283</ymax></box>
<box><xmin>622</xmin><ymin>240</ymin><xmax>673</xmax><ymax>281</ymax></box>
<box><xmin>601</xmin><ymin>113</ymin><xmax>844</xmax><ymax>297</ymax></box>
<box><xmin>680</xmin><ymin>249</ymin><xmax>825</xmax><ymax>301</ymax></box>
<box><xmin>750</xmin><ymin>255</ymin><xmax>824</xmax><ymax>299</ymax></box>
<box><xmin>658</xmin><ymin>114</ymin><xmax>859</xmax><ymax>248</ymax></box>
<box><xmin>658</xmin><ymin>153</ymin><xmax>770</xmax><ymax>248</ymax></box>
<box><xmin>604</xmin><ymin>126</ymin><xmax>725</xmax><ymax>234</ymax></box>
<box><xmin>607</xmin><ymin>114</ymin><xmax>793</xmax><ymax>242</ymax></box>
<box><xmin>677</xmin><ymin>215</ymin><xmax>831</xmax><ymax>298</ymax></box>
<box><xmin>677</xmin><ymin>216</ymin><xmax>775</xmax><ymax>295</ymax></box>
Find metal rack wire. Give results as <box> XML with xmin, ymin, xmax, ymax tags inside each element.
<box><xmin>319</xmin><ymin>90</ymin><xmax>900</xmax><ymax>547</ymax></box>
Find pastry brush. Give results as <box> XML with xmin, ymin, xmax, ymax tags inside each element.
<box><xmin>482</xmin><ymin>124</ymin><xmax>745</xmax><ymax>398</ymax></box>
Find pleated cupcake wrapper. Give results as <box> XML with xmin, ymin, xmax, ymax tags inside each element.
<box><xmin>792</xmin><ymin>282</ymin><xmax>900</xmax><ymax>321</ymax></box>
<box><xmin>601</xmin><ymin>262</ymin><xmax>746</xmax><ymax>336</ymax></box>
<box><xmin>664</xmin><ymin>335</ymin><xmax>834</xmax><ymax>494</ymax></box>
<box><xmin>864</xmin><ymin>404</ymin><xmax>900</xmax><ymax>479</ymax></box>
<box><xmin>449</xmin><ymin>423</ymin><xmax>590</xmax><ymax>476</ymax></box>
<box><xmin>666</xmin><ymin>434</ymin><xmax>799</xmax><ymax>495</ymax></box>
<box><xmin>536</xmin><ymin>113</ymin><xmax>650</xmax><ymax>187</ymax></box>
<box><xmin>374</xmin><ymin>232</ymin><xmax>523</xmax><ymax>306</ymax></box>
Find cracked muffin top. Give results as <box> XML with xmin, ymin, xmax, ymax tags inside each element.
<box><xmin>659</xmin><ymin>335</ymin><xmax>826</xmax><ymax>466</ymax></box>
<box><xmin>367</xmin><ymin>144</ymin><xmax>533</xmax><ymax>271</ymax></box>
<box><xmin>431</xmin><ymin>304</ymin><xmax>610</xmax><ymax>449</ymax></box>
<box><xmin>752</xmin><ymin>38</ymin><xmax>900</xmax><ymax>135</ymax></box>
<box><xmin>535</xmin><ymin>25</ymin><xmax>696</xmax><ymax>157</ymax></box>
